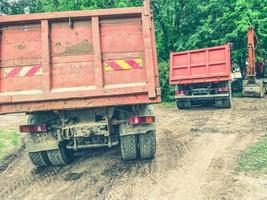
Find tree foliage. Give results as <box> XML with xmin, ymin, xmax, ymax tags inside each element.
<box><xmin>1</xmin><ymin>0</ymin><xmax>267</xmax><ymax>101</ymax></box>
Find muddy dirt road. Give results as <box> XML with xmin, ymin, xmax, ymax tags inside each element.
<box><xmin>1</xmin><ymin>98</ymin><xmax>267</xmax><ymax>200</ymax></box>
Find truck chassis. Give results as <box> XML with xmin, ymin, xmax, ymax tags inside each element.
<box><xmin>23</xmin><ymin>104</ymin><xmax>156</xmax><ymax>166</ymax></box>
<box><xmin>175</xmin><ymin>81</ymin><xmax>232</xmax><ymax>109</ymax></box>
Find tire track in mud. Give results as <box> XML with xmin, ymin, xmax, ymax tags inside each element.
<box><xmin>70</xmin><ymin>109</ymin><xmax>234</xmax><ymax>200</ymax></box>
<box><xmin>156</xmin><ymin>109</ymin><xmax>233</xmax><ymax>200</ymax></box>
<box><xmin>1</xmin><ymin>99</ymin><xmax>267</xmax><ymax>200</ymax></box>
<box><xmin>98</xmin><ymin>128</ymin><xmax>193</xmax><ymax>200</ymax></box>
<box><xmin>200</xmin><ymin>133</ymin><xmax>257</xmax><ymax>200</ymax></box>
<box><xmin>0</xmin><ymin>149</ymin><xmax>109</xmax><ymax>200</ymax></box>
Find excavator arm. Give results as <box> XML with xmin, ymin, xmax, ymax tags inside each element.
<box><xmin>242</xmin><ymin>26</ymin><xmax>265</xmax><ymax>97</ymax></box>
<box><xmin>247</xmin><ymin>26</ymin><xmax>256</xmax><ymax>77</ymax></box>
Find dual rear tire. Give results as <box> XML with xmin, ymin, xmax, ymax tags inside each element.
<box><xmin>29</xmin><ymin>151</ymin><xmax>50</xmax><ymax>167</ymax></box>
<box><xmin>176</xmin><ymin>99</ymin><xmax>191</xmax><ymax>110</ymax></box>
<box><xmin>214</xmin><ymin>97</ymin><xmax>232</xmax><ymax>108</ymax></box>
<box><xmin>29</xmin><ymin>146</ymin><xmax>72</xmax><ymax>167</ymax></box>
<box><xmin>27</xmin><ymin>114</ymin><xmax>72</xmax><ymax>167</ymax></box>
<box><xmin>120</xmin><ymin>131</ymin><xmax>156</xmax><ymax>161</ymax></box>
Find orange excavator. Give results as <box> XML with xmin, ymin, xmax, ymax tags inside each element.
<box><xmin>242</xmin><ymin>26</ymin><xmax>266</xmax><ymax>97</ymax></box>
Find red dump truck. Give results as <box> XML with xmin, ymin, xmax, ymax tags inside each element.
<box><xmin>169</xmin><ymin>44</ymin><xmax>231</xmax><ymax>109</ymax></box>
<box><xmin>0</xmin><ymin>0</ymin><xmax>160</xmax><ymax>166</ymax></box>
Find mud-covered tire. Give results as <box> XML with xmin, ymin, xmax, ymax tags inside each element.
<box><xmin>231</xmin><ymin>80</ymin><xmax>242</xmax><ymax>92</ymax></box>
<box><xmin>120</xmin><ymin>135</ymin><xmax>137</xmax><ymax>161</ymax></box>
<box><xmin>215</xmin><ymin>98</ymin><xmax>231</xmax><ymax>108</ymax></box>
<box><xmin>47</xmin><ymin>146</ymin><xmax>72</xmax><ymax>166</ymax></box>
<box><xmin>183</xmin><ymin>100</ymin><xmax>192</xmax><ymax>109</ymax></box>
<box><xmin>176</xmin><ymin>100</ymin><xmax>191</xmax><ymax>109</ymax></box>
<box><xmin>223</xmin><ymin>98</ymin><xmax>232</xmax><ymax>108</ymax></box>
<box><xmin>139</xmin><ymin>131</ymin><xmax>156</xmax><ymax>160</ymax></box>
<box><xmin>176</xmin><ymin>100</ymin><xmax>184</xmax><ymax>110</ymax></box>
<box><xmin>29</xmin><ymin>151</ymin><xmax>51</xmax><ymax>167</ymax></box>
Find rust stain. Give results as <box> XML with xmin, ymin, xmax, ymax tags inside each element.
<box><xmin>17</xmin><ymin>43</ymin><xmax>26</xmax><ymax>50</ymax></box>
<box><xmin>55</xmin><ymin>40</ymin><xmax>93</xmax><ymax>56</ymax></box>
<box><xmin>55</xmin><ymin>42</ymin><xmax>61</xmax><ymax>47</ymax></box>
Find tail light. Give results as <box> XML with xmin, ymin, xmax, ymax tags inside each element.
<box><xmin>217</xmin><ymin>87</ymin><xmax>230</xmax><ymax>93</ymax></box>
<box><xmin>129</xmin><ymin>116</ymin><xmax>155</xmax><ymax>124</ymax></box>
<box><xmin>175</xmin><ymin>90</ymin><xmax>185</xmax><ymax>96</ymax></box>
<box><xmin>19</xmin><ymin>124</ymin><xmax>47</xmax><ymax>133</ymax></box>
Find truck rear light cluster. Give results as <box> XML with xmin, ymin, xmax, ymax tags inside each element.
<box><xmin>129</xmin><ymin>116</ymin><xmax>155</xmax><ymax>124</ymax></box>
<box><xmin>175</xmin><ymin>90</ymin><xmax>185</xmax><ymax>96</ymax></box>
<box><xmin>19</xmin><ymin>124</ymin><xmax>47</xmax><ymax>133</ymax></box>
<box><xmin>217</xmin><ymin>87</ymin><xmax>230</xmax><ymax>93</ymax></box>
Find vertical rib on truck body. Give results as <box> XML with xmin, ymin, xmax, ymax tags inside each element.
<box><xmin>0</xmin><ymin>3</ymin><xmax>160</xmax><ymax>114</ymax></box>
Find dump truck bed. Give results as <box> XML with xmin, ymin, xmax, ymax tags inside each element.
<box><xmin>0</xmin><ymin>5</ymin><xmax>160</xmax><ymax>114</ymax></box>
<box><xmin>169</xmin><ymin>45</ymin><xmax>231</xmax><ymax>85</ymax></box>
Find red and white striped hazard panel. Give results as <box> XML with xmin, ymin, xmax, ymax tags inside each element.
<box><xmin>3</xmin><ymin>65</ymin><xmax>42</xmax><ymax>78</ymax></box>
<box><xmin>104</xmin><ymin>58</ymin><xmax>143</xmax><ymax>72</ymax></box>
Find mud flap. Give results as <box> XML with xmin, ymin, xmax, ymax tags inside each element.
<box><xmin>119</xmin><ymin>123</ymin><xmax>155</xmax><ymax>136</ymax></box>
<box><xmin>25</xmin><ymin>133</ymin><xmax>59</xmax><ymax>153</ymax></box>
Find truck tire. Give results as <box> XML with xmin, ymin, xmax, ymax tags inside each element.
<box><xmin>231</xmin><ymin>79</ymin><xmax>242</xmax><ymax>92</ymax></box>
<box><xmin>120</xmin><ymin>135</ymin><xmax>137</xmax><ymax>161</ymax></box>
<box><xmin>176</xmin><ymin>100</ymin><xmax>184</xmax><ymax>109</ymax></box>
<box><xmin>223</xmin><ymin>98</ymin><xmax>232</xmax><ymax>108</ymax></box>
<box><xmin>183</xmin><ymin>100</ymin><xmax>192</xmax><ymax>109</ymax></box>
<box><xmin>139</xmin><ymin>131</ymin><xmax>156</xmax><ymax>160</ymax></box>
<box><xmin>29</xmin><ymin>151</ymin><xmax>51</xmax><ymax>167</ymax></box>
<box><xmin>27</xmin><ymin>114</ymin><xmax>51</xmax><ymax>167</ymax></box>
<box><xmin>176</xmin><ymin>100</ymin><xmax>191</xmax><ymax>109</ymax></box>
<box><xmin>47</xmin><ymin>146</ymin><xmax>72</xmax><ymax>166</ymax></box>
<box><xmin>215</xmin><ymin>98</ymin><xmax>231</xmax><ymax>108</ymax></box>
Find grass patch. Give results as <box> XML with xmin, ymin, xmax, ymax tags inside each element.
<box><xmin>159</xmin><ymin>101</ymin><xmax>176</xmax><ymax>107</ymax></box>
<box><xmin>0</xmin><ymin>129</ymin><xmax>21</xmax><ymax>160</ymax></box>
<box><xmin>236</xmin><ymin>135</ymin><xmax>267</xmax><ymax>174</ymax></box>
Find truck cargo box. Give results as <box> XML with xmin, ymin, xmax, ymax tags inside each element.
<box><xmin>169</xmin><ymin>44</ymin><xmax>231</xmax><ymax>85</ymax></box>
<box><xmin>0</xmin><ymin>2</ymin><xmax>160</xmax><ymax>115</ymax></box>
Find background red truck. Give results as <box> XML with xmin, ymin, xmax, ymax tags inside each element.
<box><xmin>0</xmin><ymin>0</ymin><xmax>160</xmax><ymax>166</ymax></box>
<box><xmin>169</xmin><ymin>44</ymin><xmax>232</xmax><ymax>109</ymax></box>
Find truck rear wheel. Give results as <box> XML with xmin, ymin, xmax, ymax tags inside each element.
<box><xmin>120</xmin><ymin>135</ymin><xmax>137</xmax><ymax>161</ymax></box>
<box><xmin>176</xmin><ymin>100</ymin><xmax>191</xmax><ymax>110</ymax></box>
<box><xmin>176</xmin><ymin>100</ymin><xmax>184</xmax><ymax>109</ymax></box>
<box><xmin>29</xmin><ymin>151</ymin><xmax>51</xmax><ymax>167</ymax></box>
<box><xmin>27</xmin><ymin>114</ymin><xmax>51</xmax><ymax>167</ymax></box>
<box><xmin>223</xmin><ymin>98</ymin><xmax>231</xmax><ymax>108</ymax></box>
<box><xmin>183</xmin><ymin>100</ymin><xmax>192</xmax><ymax>109</ymax></box>
<box><xmin>139</xmin><ymin>131</ymin><xmax>156</xmax><ymax>160</ymax></box>
<box><xmin>215</xmin><ymin>98</ymin><xmax>231</xmax><ymax>108</ymax></box>
<box><xmin>47</xmin><ymin>146</ymin><xmax>72</xmax><ymax>166</ymax></box>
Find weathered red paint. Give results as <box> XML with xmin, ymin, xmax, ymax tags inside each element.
<box><xmin>125</xmin><ymin>60</ymin><xmax>142</xmax><ymax>69</ymax></box>
<box><xmin>0</xmin><ymin>1</ymin><xmax>160</xmax><ymax>115</ymax></box>
<box><xmin>169</xmin><ymin>44</ymin><xmax>231</xmax><ymax>85</ymax></box>
<box><xmin>25</xmin><ymin>65</ymin><xmax>42</xmax><ymax>77</ymax></box>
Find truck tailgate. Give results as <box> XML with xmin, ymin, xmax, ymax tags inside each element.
<box><xmin>0</xmin><ymin>5</ymin><xmax>160</xmax><ymax>114</ymax></box>
<box><xmin>169</xmin><ymin>45</ymin><xmax>231</xmax><ymax>85</ymax></box>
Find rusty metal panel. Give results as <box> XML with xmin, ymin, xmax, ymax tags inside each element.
<box><xmin>0</xmin><ymin>2</ymin><xmax>160</xmax><ymax>115</ymax></box>
<box><xmin>50</xmin><ymin>19</ymin><xmax>95</xmax><ymax>89</ymax></box>
<box><xmin>0</xmin><ymin>24</ymin><xmax>43</xmax><ymax>93</ymax></box>
<box><xmin>169</xmin><ymin>44</ymin><xmax>231</xmax><ymax>85</ymax></box>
